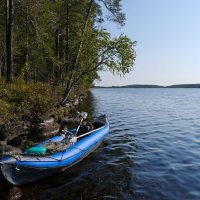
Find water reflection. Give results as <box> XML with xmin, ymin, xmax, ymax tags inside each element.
<box><xmin>0</xmin><ymin>176</ymin><xmax>10</xmax><ymax>200</ymax></box>
<box><xmin>8</xmin><ymin>187</ymin><xmax>22</xmax><ymax>200</ymax></box>
<box><xmin>0</xmin><ymin>180</ymin><xmax>23</xmax><ymax>200</ymax></box>
<box><xmin>11</xmin><ymin>141</ymin><xmax>135</xmax><ymax>200</ymax></box>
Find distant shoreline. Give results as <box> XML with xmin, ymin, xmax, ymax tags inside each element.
<box><xmin>94</xmin><ymin>84</ymin><xmax>200</xmax><ymax>88</ymax></box>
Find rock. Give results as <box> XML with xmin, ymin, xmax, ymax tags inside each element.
<box><xmin>0</xmin><ymin>122</ymin><xmax>30</xmax><ymax>142</ymax></box>
<box><xmin>0</xmin><ymin>94</ymin><xmax>87</xmax><ymax>151</ymax></box>
<box><xmin>0</xmin><ymin>130</ymin><xmax>6</xmax><ymax>141</ymax></box>
<box><xmin>44</xmin><ymin>116</ymin><xmax>55</xmax><ymax>123</ymax></box>
<box><xmin>0</xmin><ymin>145</ymin><xmax>22</xmax><ymax>156</ymax></box>
<box><xmin>65</xmin><ymin>103</ymin><xmax>70</xmax><ymax>107</ymax></box>
<box><xmin>38</xmin><ymin>121</ymin><xmax>60</xmax><ymax>133</ymax></box>
<box><xmin>58</xmin><ymin>111</ymin><xmax>82</xmax><ymax>133</ymax></box>
<box><xmin>0</xmin><ymin>141</ymin><xmax>7</xmax><ymax>146</ymax></box>
<box><xmin>30</xmin><ymin>121</ymin><xmax>60</xmax><ymax>140</ymax></box>
<box><xmin>8</xmin><ymin>134</ymin><xmax>28</xmax><ymax>147</ymax></box>
<box><xmin>64</xmin><ymin>95</ymin><xmax>86</xmax><ymax>108</ymax></box>
<box><xmin>61</xmin><ymin>111</ymin><xmax>81</xmax><ymax>124</ymax></box>
<box><xmin>73</xmin><ymin>98</ymin><xmax>79</xmax><ymax>106</ymax></box>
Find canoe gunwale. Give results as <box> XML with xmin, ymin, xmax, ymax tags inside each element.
<box><xmin>12</xmin><ymin>123</ymin><xmax>109</xmax><ymax>165</ymax></box>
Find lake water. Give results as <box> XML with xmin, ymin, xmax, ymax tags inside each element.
<box><xmin>1</xmin><ymin>88</ymin><xmax>200</xmax><ymax>200</ymax></box>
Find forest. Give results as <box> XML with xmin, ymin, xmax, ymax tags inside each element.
<box><xmin>0</xmin><ymin>0</ymin><xmax>136</xmax><ymax>124</ymax></box>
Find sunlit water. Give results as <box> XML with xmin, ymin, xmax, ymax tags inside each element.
<box><xmin>1</xmin><ymin>88</ymin><xmax>200</xmax><ymax>200</ymax></box>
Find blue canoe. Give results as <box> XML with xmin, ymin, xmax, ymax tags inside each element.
<box><xmin>0</xmin><ymin>115</ymin><xmax>109</xmax><ymax>186</ymax></box>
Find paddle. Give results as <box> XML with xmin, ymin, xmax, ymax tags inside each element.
<box><xmin>74</xmin><ymin>112</ymin><xmax>88</xmax><ymax>137</ymax></box>
<box><xmin>69</xmin><ymin>112</ymin><xmax>87</xmax><ymax>144</ymax></box>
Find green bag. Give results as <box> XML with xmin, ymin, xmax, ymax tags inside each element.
<box><xmin>27</xmin><ymin>146</ymin><xmax>46</xmax><ymax>155</ymax></box>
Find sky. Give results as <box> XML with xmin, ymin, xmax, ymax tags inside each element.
<box><xmin>95</xmin><ymin>0</ymin><xmax>200</xmax><ymax>86</ymax></box>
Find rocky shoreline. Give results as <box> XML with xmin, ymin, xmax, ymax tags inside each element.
<box><xmin>0</xmin><ymin>94</ymin><xmax>86</xmax><ymax>156</ymax></box>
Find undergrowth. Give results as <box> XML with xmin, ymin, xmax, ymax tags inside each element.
<box><xmin>0</xmin><ymin>80</ymin><xmax>69</xmax><ymax>124</ymax></box>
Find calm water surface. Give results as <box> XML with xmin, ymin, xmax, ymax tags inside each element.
<box><xmin>1</xmin><ymin>88</ymin><xmax>200</xmax><ymax>200</ymax></box>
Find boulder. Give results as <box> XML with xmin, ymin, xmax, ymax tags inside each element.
<box><xmin>0</xmin><ymin>122</ymin><xmax>30</xmax><ymax>142</ymax></box>
<box><xmin>8</xmin><ymin>133</ymin><xmax>28</xmax><ymax>147</ymax></box>
<box><xmin>0</xmin><ymin>145</ymin><xmax>22</xmax><ymax>156</ymax></box>
<box><xmin>0</xmin><ymin>141</ymin><xmax>7</xmax><ymax>146</ymax></box>
<box><xmin>30</xmin><ymin>120</ymin><xmax>60</xmax><ymax>140</ymax></box>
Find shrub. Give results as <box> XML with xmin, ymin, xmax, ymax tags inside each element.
<box><xmin>0</xmin><ymin>81</ymin><xmax>58</xmax><ymax>124</ymax></box>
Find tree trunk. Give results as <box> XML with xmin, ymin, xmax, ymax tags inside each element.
<box><xmin>6</xmin><ymin>0</ymin><xmax>14</xmax><ymax>83</ymax></box>
<box><xmin>66</xmin><ymin>0</ymin><xmax>69</xmax><ymax>66</ymax></box>
<box><xmin>54</xmin><ymin>29</ymin><xmax>59</xmax><ymax>86</ymax></box>
<box><xmin>62</xmin><ymin>0</ymin><xmax>69</xmax><ymax>86</ymax></box>
<box><xmin>60</xmin><ymin>0</ymin><xmax>94</xmax><ymax>105</ymax></box>
<box><xmin>24</xmin><ymin>5</ymin><xmax>28</xmax><ymax>84</ymax></box>
<box><xmin>60</xmin><ymin>79</ymin><xmax>72</xmax><ymax>105</ymax></box>
<box><xmin>1</xmin><ymin>54</ymin><xmax>5</xmax><ymax>77</ymax></box>
<box><xmin>0</xmin><ymin>54</ymin><xmax>2</xmax><ymax>79</ymax></box>
<box><xmin>73</xmin><ymin>0</ymin><xmax>94</xmax><ymax>70</ymax></box>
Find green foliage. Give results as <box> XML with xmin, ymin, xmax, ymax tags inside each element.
<box><xmin>98</xmin><ymin>0</ymin><xmax>126</xmax><ymax>26</ymax></box>
<box><xmin>0</xmin><ymin>81</ymin><xmax>58</xmax><ymax>124</ymax></box>
<box><xmin>0</xmin><ymin>99</ymin><xmax>12</xmax><ymax>124</ymax></box>
<box><xmin>0</xmin><ymin>0</ymin><xmax>137</xmax><ymax>108</ymax></box>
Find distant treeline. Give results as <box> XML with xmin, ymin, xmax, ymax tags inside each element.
<box><xmin>95</xmin><ymin>84</ymin><xmax>200</xmax><ymax>88</ymax></box>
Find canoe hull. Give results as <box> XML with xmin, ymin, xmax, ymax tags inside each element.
<box><xmin>0</xmin><ymin>125</ymin><xmax>107</xmax><ymax>186</ymax></box>
<box><xmin>1</xmin><ymin>164</ymin><xmax>61</xmax><ymax>186</ymax></box>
